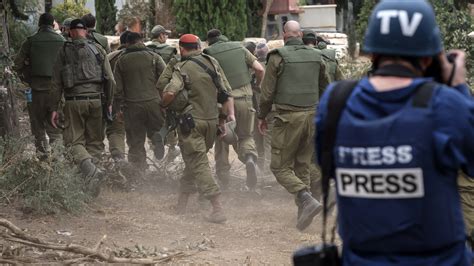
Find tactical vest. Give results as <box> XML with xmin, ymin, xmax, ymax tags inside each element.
<box><xmin>204</xmin><ymin>41</ymin><xmax>251</xmax><ymax>90</ymax></box>
<box><xmin>273</xmin><ymin>45</ymin><xmax>321</xmax><ymax>107</ymax></box>
<box><xmin>147</xmin><ymin>43</ymin><xmax>177</xmax><ymax>64</ymax></box>
<box><xmin>61</xmin><ymin>41</ymin><xmax>104</xmax><ymax>90</ymax></box>
<box><xmin>333</xmin><ymin>81</ymin><xmax>466</xmax><ymax>254</ymax></box>
<box><xmin>172</xmin><ymin>54</ymin><xmax>220</xmax><ymax>120</ymax></box>
<box><xmin>29</xmin><ymin>29</ymin><xmax>65</xmax><ymax>77</ymax></box>
<box><xmin>89</xmin><ymin>31</ymin><xmax>109</xmax><ymax>52</ymax></box>
<box><xmin>321</xmin><ymin>48</ymin><xmax>337</xmax><ymax>82</ymax></box>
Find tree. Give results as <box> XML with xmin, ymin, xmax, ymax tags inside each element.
<box><xmin>95</xmin><ymin>0</ymin><xmax>117</xmax><ymax>35</ymax></box>
<box><xmin>173</xmin><ymin>0</ymin><xmax>248</xmax><ymax>41</ymax></box>
<box><xmin>260</xmin><ymin>0</ymin><xmax>273</xmax><ymax>38</ymax></box>
<box><xmin>50</xmin><ymin>1</ymin><xmax>90</xmax><ymax>26</ymax></box>
<box><xmin>247</xmin><ymin>0</ymin><xmax>263</xmax><ymax>37</ymax></box>
<box><xmin>117</xmin><ymin>0</ymin><xmax>153</xmax><ymax>35</ymax></box>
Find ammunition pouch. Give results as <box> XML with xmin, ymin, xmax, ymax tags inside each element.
<box><xmin>61</xmin><ymin>64</ymin><xmax>75</xmax><ymax>89</ymax></box>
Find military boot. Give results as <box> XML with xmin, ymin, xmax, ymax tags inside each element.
<box><xmin>166</xmin><ymin>145</ymin><xmax>181</xmax><ymax>162</ymax></box>
<box><xmin>296</xmin><ymin>189</ymin><xmax>322</xmax><ymax>231</ymax></box>
<box><xmin>80</xmin><ymin>158</ymin><xmax>105</xmax><ymax>197</ymax></box>
<box><xmin>245</xmin><ymin>154</ymin><xmax>258</xmax><ymax>189</ymax></box>
<box><xmin>152</xmin><ymin>133</ymin><xmax>165</xmax><ymax>160</ymax></box>
<box><xmin>207</xmin><ymin>194</ymin><xmax>227</xmax><ymax>224</ymax></box>
<box><xmin>176</xmin><ymin>193</ymin><xmax>190</xmax><ymax>214</ymax></box>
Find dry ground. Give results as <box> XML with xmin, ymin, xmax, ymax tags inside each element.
<box><xmin>0</xmin><ymin>148</ymin><xmax>338</xmax><ymax>264</ymax></box>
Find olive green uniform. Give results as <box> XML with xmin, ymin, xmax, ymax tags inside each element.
<box><xmin>163</xmin><ymin>51</ymin><xmax>232</xmax><ymax>199</ymax></box>
<box><xmin>51</xmin><ymin>38</ymin><xmax>115</xmax><ymax>164</ymax></box>
<box><xmin>259</xmin><ymin>37</ymin><xmax>330</xmax><ymax>194</ymax></box>
<box><xmin>318</xmin><ymin>44</ymin><xmax>343</xmax><ymax>84</ymax></box>
<box><xmin>151</xmin><ymin>44</ymin><xmax>180</xmax><ymax>151</ymax></box>
<box><xmin>106</xmin><ymin>47</ymin><xmax>127</xmax><ymax>159</ymax></box>
<box><xmin>204</xmin><ymin>41</ymin><xmax>258</xmax><ymax>180</ymax></box>
<box><xmin>458</xmin><ymin>173</ymin><xmax>474</xmax><ymax>235</ymax></box>
<box><xmin>88</xmin><ymin>30</ymin><xmax>110</xmax><ymax>53</ymax></box>
<box><xmin>13</xmin><ymin>26</ymin><xmax>65</xmax><ymax>155</ymax></box>
<box><xmin>114</xmin><ymin>43</ymin><xmax>166</xmax><ymax>168</ymax></box>
<box><xmin>147</xmin><ymin>41</ymin><xmax>178</xmax><ymax>64</ymax></box>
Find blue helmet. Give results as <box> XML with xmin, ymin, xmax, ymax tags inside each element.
<box><xmin>363</xmin><ymin>0</ymin><xmax>443</xmax><ymax>57</ymax></box>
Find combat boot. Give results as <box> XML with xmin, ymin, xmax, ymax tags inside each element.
<box><xmin>296</xmin><ymin>189</ymin><xmax>322</xmax><ymax>231</ymax></box>
<box><xmin>207</xmin><ymin>194</ymin><xmax>227</xmax><ymax>224</ymax></box>
<box><xmin>166</xmin><ymin>145</ymin><xmax>181</xmax><ymax>162</ymax></box>
<box><xmin>245</xmin><ymin>154</ymin><xmax>258</xmax><ymax>189</ymax></box>
<box><xmin>176</xmin><ymin>193</ymin><xmax>190</xmax><ymax>214</ymax></box>
<box><xmin>152</xmin><ymin>133</ymin><xmax>165</xmax><ymax>160</ymax></box>
<box><xmin>80</xmin><ymin>158</ymin><xmax>105</xmax><ymax>197</ymax></box>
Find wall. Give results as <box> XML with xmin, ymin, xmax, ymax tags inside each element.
<box><xmin>298</xmin><ymin>5</ymin><xmax>337</xmax><ymax>32</ymax></box>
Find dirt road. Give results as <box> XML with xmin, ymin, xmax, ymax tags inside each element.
<box><xmin>0</xmin><ymin>152</ymin><xmax>337</xmax><ymax>264</ymax></box>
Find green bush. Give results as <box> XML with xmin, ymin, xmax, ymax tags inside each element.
<box><xmin>50</xmin><ymin>2</ymin><xmax>90</xmax><ymax>25</ymax></box>
<box><xmin>0</xmin><ymin>139</ymin><xmax>91</xmax><ymax>215</ymax></box>
<box><xmin>173</xmin><ymin>0</ymin><xmax>248</xmax><ymax>41</ymax></box>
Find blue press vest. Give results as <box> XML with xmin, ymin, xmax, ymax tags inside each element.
<box><xmin>317</xmin><ymin>78</ymin><xmax>473</xmax><ymax>266</ymax></box>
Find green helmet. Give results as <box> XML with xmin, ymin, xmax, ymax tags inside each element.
<box><xmin>318</xmin><ymin>41</ymin><xmax>328</xmax><ymax>50</ymax></box>
<box><xmin>151</xmin><ymin>25</ymin><xmax>171</xmax><ymax>39</ymax></box>
<box><xmin>222</xmin><ymin>121</ymin><xmax>238</xmax><ymax>145</ymax></box>
<box><xmin>62</xmin><ymin>18</ymin><xmax>73</xmax><ymax>28</ymax></box>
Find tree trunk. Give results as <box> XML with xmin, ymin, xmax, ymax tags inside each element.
<box><xmin>0</xmin><ymin>0</ymin><xmax>20</xmax><ymax>138</ymax></box>
<box><xmin>260</xmin><ymin>0</ymin><xmax>273</xmax><ymax>38</ymax></box>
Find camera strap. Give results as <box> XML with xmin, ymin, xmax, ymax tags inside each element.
<box><xmin>321</xmin><ymin>80</ymin><xmax>358</xmax><ymax>244</ymax></box>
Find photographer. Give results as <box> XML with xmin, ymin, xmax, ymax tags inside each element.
<box><xmin>315</xmin><ymin>0</ymin><xmax>474</xmax><ymax>265</ymax></box>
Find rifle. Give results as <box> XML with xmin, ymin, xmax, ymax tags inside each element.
<box><xmin>158</xmin><ymin>109</ymin><xmax>178</xmax><ymax>143</ymax></box>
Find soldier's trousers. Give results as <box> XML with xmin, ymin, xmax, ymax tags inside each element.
<box><xmin>124</xmin><ymin>99</ymin><xmax>163</xmax><ymax>169</ymax></box>
<box><xmin>215</xmin><ymin>97</ymin><xmax>258</xmax><ymax>177</ymax></box>
<box><xmin>63</xmin><ymin>98</ymin><xmax>104</xmax><ymax>163</ymax></box>
<box><xmin>270</xmin><ymin>110</ymin><xmax>315</xmax><ymax>194</ymax></box>
<box><xmin>28</xmin><ymin>90</ymin><xmax>62</xmax><ymax>153</ymax></box>
<box><xmin>458</xmin><ymin>173</ymin><xmax>474</xmax><ymax>234</ymax></box>
<box><xmin>179</xmin><ymin>118</ymin><xmax>220</xmax><ymax>199</ymax></box>
<box><xmin>106</xmin><ymin>114</ymin><xmax>125</xmax><ymax>158</ymax></box>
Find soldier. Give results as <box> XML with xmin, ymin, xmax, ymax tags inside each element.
<box><xmin>114</xmin><ymin>32</ymin><xmax>166</xmax><ymax>170</ymax></box>
<box><xmin>254</xmin><ymin>42</ymin><xmax>273</xmax><ymax>173</ymax></box>
<box><xmin>160</xmin><ymin>34</ymin><xmax>235</xmax><ymax>223</ymax></box>
<box><xmin>61</xmin><ymin>18</ymin><xmax>73</xmax><ymax>40</ymax></box>
<box><xmin>50</xmin><ymin>19</ymin><xmax>115</xmax><ymax>196</ymax></box>
<box><xmin>105</xmin><ymin>31</ymin><xmax>131</xmax><ymax>162</ymax></box>
<box><xmin>317</xmin><ymin>41</ymin><xmax>343</xmax><ymax>83</ymax></box>
<box><xmin>81</xmin><ymin>13</ymin><xmax>111</xmax><ymax>53</ymax></box>
<box><xmin>204</xmin><ymin>29</ymin><xmax>265</xmax><ymax>190</ymax></box>
<box><xmin>303</xmin><ymin>29</ymin><xmax>343</xmax><ymax>83</ymax></box>
<box><xmin>14</xmin><ymin>13</ymin><xmax>65</xmax><ymax>159</ymax></box>
<box><xmin>147</xmin><ymin>25</ymin><xmax>180</xmax><ymax>161</ymax></box>
<box><xmin>258</xmin><ymin>21</ymin><xmax>330</xmax><ymax>231</ymax></box>
<box><xmin>147</xmin><ymin>25</ymin><xmax>177</xmax><ymax>64</ymax></box>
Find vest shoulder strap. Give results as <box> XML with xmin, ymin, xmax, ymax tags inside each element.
<box><xmin>412</xmin><ymin>82</ymin><xmax>436</xmax><ymax>108</ymax></box>
<box><xmin>186</xmin><ymin>57</ymin><xmax>222</xmax><ymax>93</ymax></box>
<box><xmin>320</xmin><ymin>79</ymin><xmax>358</xmax><ymax>244</ymax></box>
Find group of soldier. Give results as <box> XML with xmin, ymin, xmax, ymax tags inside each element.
<box><xmin>14</xmin><ymin>12</ymin><xmax>341</xmax><ymax>229</ymax></box>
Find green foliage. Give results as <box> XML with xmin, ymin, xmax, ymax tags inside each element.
<box><xmin>339</xmin><ymin>58</ymin><xmax>372</xmax><ymax>79</ymax></box>
<box><xmin>0</xmin><ymin>139</ymin><xmax>90</xmax><ymax>215</ymax></box>
<box><xmin>431</xmin><ymin>0</ymin><xmax>474</xmax><ymax>79</ymax></box>
<box><xmin>355</xmin><ymin>0</ymin><xmax>378</xmax><ymax>44</ymax></box>
<box><xmin>95</xmin><ymin>0</ymin><xmax>117</xmax><ymax>35</ymax></box>
<box><xmin>173</xmin><ymin>0</ymin><xmax>248</xmax><ymax>40</ymax></box>
<box><xmin>50</xmin><ymin>2</ymin><xmax>90</xmax><ymax>26</ymax></box>
<box><xmin>247</xmin><ymin>0</ymin><xmax>263</xmax><ymax>37</ymax></box>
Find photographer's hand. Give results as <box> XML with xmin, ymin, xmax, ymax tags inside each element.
<box><xmin>439</xmin><ymin>50</ymin><xmax>467</xmax><ymax>87</ymax></box>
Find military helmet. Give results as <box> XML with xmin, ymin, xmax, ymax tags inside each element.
<box><xmin>222</xmin><ymin>121</ymin><xmax>238</xmax><ymax>145</ymax></box>
<box><xmin>363</xmin><ymin>0</ymin><xmax>443</xmax><ymax>57</ymax></box>
<box><xmin>302</xmin><ymin>29</ymin><xmax>316</xmax><ymax>41</ymax></box>
<box><xmin>151</xmin><ymin>25</ymin><xmax>171</xmax><ymax>39</ymax></box>
<box><xmin>62</xmin><ymin>18</ymin><xmax>73</xmax><ymax>28</ymax></box>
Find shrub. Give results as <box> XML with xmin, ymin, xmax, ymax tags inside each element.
<box><xmin>50</xmin><ymin>1</ymin><xmax>90</xmax><ymax>26</ymax></box>
<box><xmin>0</xmin><ymin>138</ymin><xmax>91</xmax><ymax>215</ymax></box>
